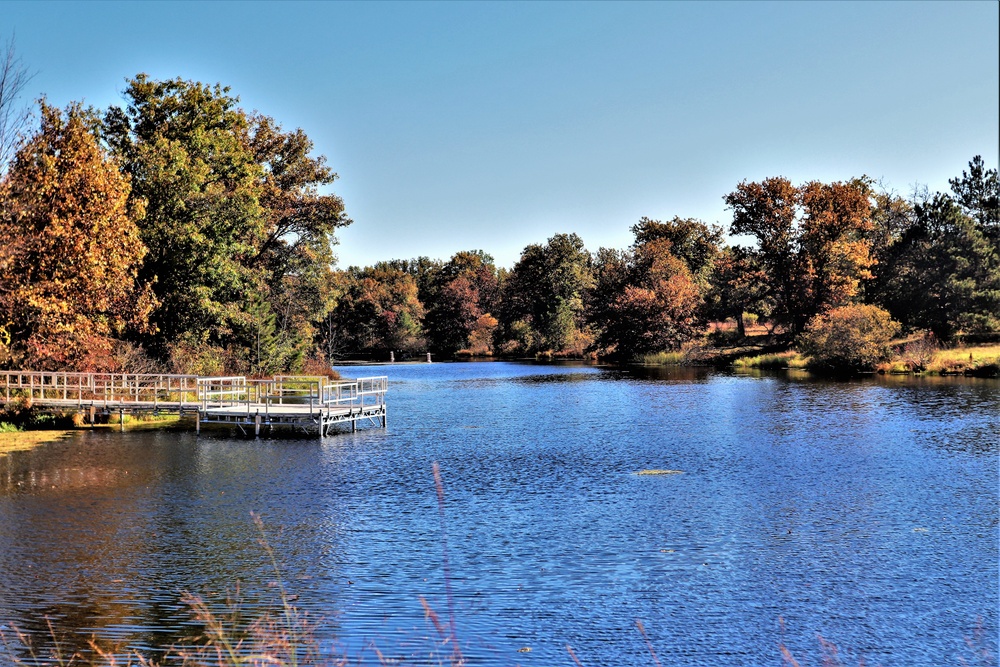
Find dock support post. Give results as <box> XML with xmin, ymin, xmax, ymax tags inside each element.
<box><xmin>89</xmin><ymin>405</ymin><xmax>95</xmax><ymax>428</ymax></box>
<box><xmin>382</xmin><ymin>408</ymin><xmax>387</xmax><ymax>429</ymax></box>
<box><xmin>119</xmin><ymin>408</ymin><xmax>125</xmax><ymax>432</ymax></box>
<box><xmin>352</xmin><ymin>417</ymin><xmax>357</xmax><ymax>433</ymax></box>
<box><xmin>255</xmin><ymin>412</ymin><xmax>261</xmax><ymax>437</ymax></box>
<box><xmin>196</xmin><ymin>413</ymin><xmax>201</xmax><ymax>435</ymax></box>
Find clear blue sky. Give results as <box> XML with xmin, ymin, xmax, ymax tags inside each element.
<box><xmin>4</xmin><ymin>1</ymin><xmax>998</xmax><ymax>269</ymax></box>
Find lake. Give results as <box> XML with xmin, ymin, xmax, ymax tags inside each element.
<box><xmin>0</xmin><ymin>362</ymin><xmax>997</xmax><ymax>666</ymax></box>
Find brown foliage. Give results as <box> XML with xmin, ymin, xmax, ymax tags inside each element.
<box><xmin>725</xmin><ymin>177</ymin><xmax>875</xmax><ymax>335</ymax></box>
<box><xmin>594</xmin><ymin>238</ymin><xmax>704</xmax><ymax>357</ymax></box>
<box><xmin>798</xmin><ymin>179</ymin><xmax>875</xmax><ymax>311</ymax></box>
<box><xmin>321</xmin><ymin>264</ymin><xmax>425</xmax><ymax>357</ymax></box>
<box><xmin>301</xmin><ymin>352</ymin><xmax>341</xmax><ymax>380</ymax></box>
<box><xmin>0</xmin><ymin>102</ymin><xmax>154</xmax><ymax>370</ymax></box>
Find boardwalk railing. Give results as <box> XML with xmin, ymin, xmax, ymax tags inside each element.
<box><xmin>195</xmin><ymin>375</ymin><xmax>388</xmax><ymax>434</ymax></box>
<box><xmin>0</xmin><ymin>371</ymin><xmax>389</xmax><ymax>435</ymax></box>
<box><xmin>196</xmin><ymin>376</ymin><xmax>261</xmax><ymax>409</ymax></box>
<box><xmin>351</xmin><ymin>376</ymin><xmax>389</xmax><ymax>410</ymax></box>
<box><xmin>1</xmin><ymin>371</ymin><xmax>199</xmax><ymax>409</ymax></box>
<box><xmin>197</xmin><ymin>376</ymin><xmax>324</xmax><ymax>418</ymax></box>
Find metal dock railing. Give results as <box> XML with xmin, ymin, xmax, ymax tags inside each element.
<box><xmin>0</xmin><ymin>371</ymin><xmax>388</xmax><ymax>436</ymax></box>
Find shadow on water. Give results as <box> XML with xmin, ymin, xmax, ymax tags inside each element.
<box><xmin>617</xmin><ymin>364</ymin><xmax>714</xmax><ymax>383</ymax></box>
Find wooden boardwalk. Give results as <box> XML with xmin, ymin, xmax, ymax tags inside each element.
<box><xmin>0</xmin><ymin>371</ymin><xmax>388</xmax><ymax>436</ymax></box>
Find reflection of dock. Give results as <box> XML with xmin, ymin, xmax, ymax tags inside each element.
<box><xmin>0</xmin><ymin>372</ymin><xmax>387</xmax><ymax>436</ymax></box>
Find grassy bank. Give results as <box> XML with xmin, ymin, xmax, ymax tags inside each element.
<box><xmin>0</xmin><ymin>428</ymin><xmax>74</xmax><ymax>456</ymax></box>
<box><xmin>730</xmin><ymin>343</ymin><xmax>999</xmax><ymax>375</ymax></box>
<box><xmin>874</xmin><ymin>342</ymin><xmax>1000</xmax><ymax>376</ymax></box>
<box><xmin>638</xmin><ymin>350</ymin><xmax>687</xmax><ymax>365</ymax></box>
<box><xmin>95</xmin><ymin>412</ymin><xmax>185</xmax><ymax>429</ymax></box>
<box><xmin>0</xmin><ymin>412</ymin><xmax>184</xmax><ymax>456</ymax></box>
<box><xmin>637</xmin><ymin>339</ymin><xmax>999</xmax><ymax>377</ymax></box>
<box><xmin>924</xmin><ymin>344</ymin><xmax>1000</xmax><ymax>376</ymax></box>
<box><xmin>731</xmin><ymin>350</ymin><xmax>809</xmax><ymax>370</ymax></box>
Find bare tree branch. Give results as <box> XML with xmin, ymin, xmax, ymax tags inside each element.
<box><xmin>0</xmin><ymin>33</ymin><xmax>35</xmax><ymax>172</ymax></box>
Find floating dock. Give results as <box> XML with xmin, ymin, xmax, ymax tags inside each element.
<box><xmin>0</xmin><ymin>371</ymin><xmax>387</xmax><ymax>436</ymax></box>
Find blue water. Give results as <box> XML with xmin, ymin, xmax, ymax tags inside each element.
<box><xmin>0</xmin><ymin>362</ymin><xmax>997</xmax><ymax>666</ymax></box>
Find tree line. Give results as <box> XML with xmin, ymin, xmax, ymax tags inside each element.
<box><xmin>0</xmin><ymin>71</ymin><xmax>996</xmax><ymax>373</ymax></box>
<box><xmin>322</xmin><ymin>156</ymin><xmax>1000</xmax><ymax>368</ymax></box>
<box><xmin>320</xmin><ymin>158</ymin><xmax>998</xmax><ymax>366</ymax></box>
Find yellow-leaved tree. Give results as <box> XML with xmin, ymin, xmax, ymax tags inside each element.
<box><xmin>0</xmin><ymin>101</ymin><xmax>154</xmax><ymax>370</ymax></box>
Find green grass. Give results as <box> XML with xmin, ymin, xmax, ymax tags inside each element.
<box><xmin>730</xmin><ymin>343</ymin><xmax>1000</xmax><ymax>376</ymax></box>
<box><xmin>786</xmin><ymin>355</ymin><xmax>810</xmax><ymax>369</ymax></box>
<box><xmin>96</xmin><ymin>413</ymin><xmax>183</xmax><ymax>430</ymax></box>
<box><xmin>638</xmin><ymin>351</ymin><xmax>685</xmax><ymax>365</ymax></box>
<box><xmin>723</xmin><ymin>342</ymin><xmax>1000</xmax><ymax>376</ymax></box>
<box><xmin>732</xmin><ymin>351</ymin><xmax>808</xmax><ymax>370</ymax></box>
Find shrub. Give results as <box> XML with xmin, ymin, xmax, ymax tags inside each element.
<box><xmin>875</xmin><ymin>360</ymin><xmax>910</xmax><ymax>374</ymax></box>
<box><xmin>498</xmin><ymin>319</ymin><xmax>537</xmax><ymax>357</ymax></box>
<box><xmin>902</xmin><ymin>334</ymin><xmax>938</xmax><ymax>372</ymax></box>
<box><xmin>801</xmin><ymin>304</ymin><xmax>900</xmax><ymax>373</ymax></box>
<box><xmin>301</xmin><ymin>353</ymin><xmax>341</xmax><ymax>380</ymax></box>
<box><xmin>167</xmin><ymin>335</ymin><xmax>226</xmax><ymax>376</ymax></box>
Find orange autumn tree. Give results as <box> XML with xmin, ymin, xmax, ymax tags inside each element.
<box><xmin>0</xmin><ymin>102</ymin><xmax>154</xmax><ymax>370</ymax></box>
<box><xmin>725</xmin><ymin>176</ymin><xmax>875</xmax><ymax>337</ymax></box>
<box><xmin>592</xmin><ymin>235</ymin><xmax>704</xmax><ymax>358</ymax></box>
<box><xmin>798</xmin><ymin>179</ymin><xmax>876</xmax><ymax>315</ymax></box>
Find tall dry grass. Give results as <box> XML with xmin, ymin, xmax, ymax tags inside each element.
<box><xmin>926</xmin><ymin>344</ymin><xmax>1000</xmax><ymax>375</ymax></box>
